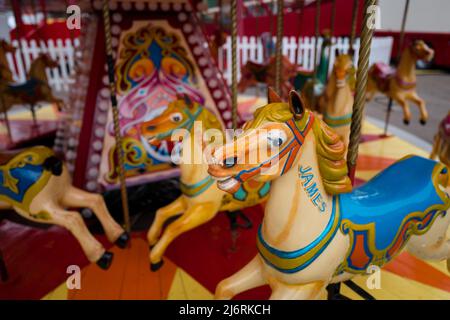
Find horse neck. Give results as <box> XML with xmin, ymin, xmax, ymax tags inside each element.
<box><xmin>179</xmin><ymin>109</ymin><xmax>224</xmax><ymax>185</ymax></box>
<box><xmin>326</xmin><ymin>78</ymin><xmax>353</xmax><ymax>117</ymax></box>
<box><xmin>396</xmin><ymin>48</ymin><xmax>416</xmax><ymax>82</ymax></box>
<box><xmin>262</xmin><ymin>130</ymin><xmax>333</xmax><ymax>250</ymax></box>
<box><xmin>28</xmin><ymin>60</ymin><xmax>48</xmax><ymax>82</ymax></box>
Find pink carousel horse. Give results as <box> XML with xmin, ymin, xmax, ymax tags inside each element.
<box><xmin>0</xmin><ymin>146</ymin><xmax>129</xmax><ymax>270</ymax></box>
<box><xmin>208</xmin><ymin>89</ymin><xmax>450</xmax><ymax>299</ymax></box>
<box><xmin>430</xmin><ymin>111</ymin><xmax>450</xmax><ymax>167</ymax></box>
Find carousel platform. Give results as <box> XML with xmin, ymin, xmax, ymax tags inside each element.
<box><xmin>0</xmin><ymin>97</ymin><xmax>449</xmax><ymax>300</ymax></box>
<box><xmin>0</xmin><ymin>104</ymin><xmax>59</xmax><ymax>150</ymax></box>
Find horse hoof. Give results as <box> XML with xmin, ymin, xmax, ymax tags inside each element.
<box><xmin>150</xmin><ymin>260</ymin><xmax>164</xmax><ymax>272</ymax></box>
<box><xmin>115</xmin><ymin>232</ymin><xmax>130</xmax><ymax>249</ymax></box>
<box><xmin>96</xmin><ymin>251</ymin><xmax>114</xmax><ymax>270</ymax></box>
<box><xmin>403</xmin><ymin>119</ymin><xmax>410</xmax><ymax>125</ymax></box>
<box><xmin>420</xmin><ymin>119</ymin><xmax>427</xmax><ymax>126</ymax></box>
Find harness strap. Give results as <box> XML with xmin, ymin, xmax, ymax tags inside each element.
<box><xmin>234</xmin><ymin>113</ymin><xmax>314</xmax><ymax>184</ymax></box>
<box><xmin>180</xmin><ymin>175</ymin><xmax>215</xmax><ymax>198</ymax></box>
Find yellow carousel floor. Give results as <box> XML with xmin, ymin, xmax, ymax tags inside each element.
<box><xmin>39</xmin><ymin>97</ymin><xmax>450</xmax><ymax>300</ymax></box>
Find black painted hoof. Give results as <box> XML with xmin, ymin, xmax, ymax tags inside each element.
<box><xmin>150</xmin><ymin>259</ymin><xmax>164</xmax><ymax>272</ymax></box>
<box><xmin>420</xmin><ymin>119</ymin><xmax>427</xmax><ymax>126</ymax></box>
<box><xmin>115</xmin><ymin>232</ymin><xmax>130</xmax><ymax>249</ymax></box>
<box><xmin>96</xmin><ymin>251</ymin><xmax>114</xmax><ymax>270</ymax></box>
<box><xmin>403</xmin><ymin>119</ymin><xmax>410</xmax><ymax>125</ymax></box>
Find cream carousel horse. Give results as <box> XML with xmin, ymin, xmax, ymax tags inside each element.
<box><xmin>0</xmin><ymin>39</ymin><xmax>15</xmax><ymax>83</ymax></box>
<box><xmin>430</xmin><ymin>111</ymin><xmax>450</xmax><ymax>167</ymax></box>
<box><xmin>0</xmin><ymin>146</ymin><xmax>129</xmax><ymax>269</ymax></box>
<box><xmin>0</xmin><ymin>53</ymin><xmax>65</xmax><ymax>125</ymax></box>
<box><xmin>208</xmin><ymin>90</ymin><xmax>450</xmax><ymax>299</ymax></box>
<box><xmin>366</xmin><ymin>40</ymin><xmax>434</xmax><ymax>125</ymax></box>
<box><xmin>319</xmin><ymin>52</ymin><xmax>355</xmax><ymax>149</ymax></box>
<box><xmin>140</xmin><ymin>95</ymin><xmax>270</xmax><ymax>270</ymax></box>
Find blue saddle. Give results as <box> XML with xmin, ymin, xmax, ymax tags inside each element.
<box><xmin>339</xmin><ymin>156</ymin><xmax>449</xmax><ymax>251</ymax></box>
<box><xmin>7</xmin><ymin>78</ymin><xmax>41</xmax><ymax>97</ymax></box>
<box><xmin>0</xmin><ymin>164</ymin><xmax>45</xmax><ymax>203</ymax></box>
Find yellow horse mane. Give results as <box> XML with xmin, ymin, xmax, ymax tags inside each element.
<box><xmin>247</xmin><ymin>102</ymin><xmax>352</xmax><ymax>195</ymax></box>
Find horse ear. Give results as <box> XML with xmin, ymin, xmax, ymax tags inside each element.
<box><xmin>334</xmin><ymin>48</ymin><xmax>340</xmax><ymax>57</ymax></box>
<box><xmin>183</xmin><ymin>94</ymin><xmax>194</xmax><ymax>108</ymax></box>
<box><xmin>288</xmin><ymin>90</ymin><xmax>305</xmax><ymax>119</ymax></box>
<box><xmin>267</xmin><ymin>87</ymin><xmax>282</xmax><ymax>103</ymax></box>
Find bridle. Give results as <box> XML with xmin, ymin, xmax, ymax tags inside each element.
<box><xmin>151</xmin><ymin>106</ymin><xmax>203</xmax><ymax>141</ymax></box>
<box><xmin>233</xmin><ymin>112</ymin><xmax>315</xmax><ymax>184</ymax></box>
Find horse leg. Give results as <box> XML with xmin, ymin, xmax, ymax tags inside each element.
<box><xmin>393</xmin><ymin>97</ymin><xmax>411</xmax><ymax>125</ymax></box>
<box><xmin>269</xmin><ymin>280</ymin><xmax>326</xmax><ymax>300</ymax></box>
<box><xmin>24</xmin><ymin>202</ymin><xmax>113</xmax><ymax>269</ymax></box>
<box><xmin>430</xmin><ymin>134</ymin><xmax>440</xmax><ymax>160</ymax></box>
<box><xmin>406</xmin><ymin>209</ymin><xmax>450</xmax><ymax>272</ymax></box>
<box><xmin>147</xmin><ymin>196</ymin><xmax>186</xmax><ymax>247</ymax></box>
<box><xmin>409</xmin><ymin>92</ymin><xmax>428</xmax><ymax>125</ymax></box>
<box><xmin>149</xmin><ymin>202</ymin><xmax>218</xmax><ymax>270</ymax></box>
<box><xmin>61</xmin><ymin>186</ymin><xmax>129</xmax><ymax>248</ymax></box>
<box><xmin>215</xmin><ymin>255</ymin><xmax>267</xmax><ymax>299</ymax></box>
<box><xmin>30</xmin><ymin>104</ymin><xmax>38</xmax><ymax>127</ymax></box>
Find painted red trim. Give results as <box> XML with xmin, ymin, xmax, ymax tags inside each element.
<box><xmin>72</xmin><ymin>24</ymin><xmax>106</xmax><ymax>189</ymax></box>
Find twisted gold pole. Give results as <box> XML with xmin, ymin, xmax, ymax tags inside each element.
<box><xmin>349</xmin><ymin>0</ymin><xmax>359</xmax><ymax>53</ymax></box>
<box><xmin>231</xmin><ymin>0</ymin><xmax>238</xmax><ymax>129</ymax></box>
<box><xmin>274</xmin><ymin>0</ymin><xmax>284</xmax><ymax>95</ymax></box>
<box><xmin>102</xmin><ymin>0</ymin><xmax>131</xmax><ymax>232</ymax></box>
<box><xmin>347</xmin><ymin>0</ymin><xmax>377</xmax><ymax>179</ymax></box>
<box><xmin>383</xmin><ymin>0</ymin><xmax>409</xmax><ymax>135</ymax></box>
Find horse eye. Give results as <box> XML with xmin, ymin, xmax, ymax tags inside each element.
<box><xmin>268</xmin><ymin>131</ymin><xmax>286</xmax><ymax>147</ymax></box>
<box><xmin>171</xmin><ymin>113</ymin><xmax>182</xmax><ymax>122</ymax></box>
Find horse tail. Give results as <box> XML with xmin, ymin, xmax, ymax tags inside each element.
<box><xmin>42</xmin><ymin>156</ymin><xmax>63</xmax><ymax>176</ymax></box>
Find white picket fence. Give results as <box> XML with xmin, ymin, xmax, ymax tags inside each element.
<box><xmin>218</xmin><ymin>36</ymin><xmax>394</xmax><ymax>84</ymax></box>
<box><xmin>6</xmin><ymin>38</ymin><xmax>80</xmax><ymax>92</ymax></box>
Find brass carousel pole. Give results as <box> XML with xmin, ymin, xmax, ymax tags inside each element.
<box><xmin>101</xmin><ymin>0</ymin><xmax>131</xmax><ymax>233</ymax></box>
<box><xmin>349</xmin><ymin>0</ymin><xmax>359</xmax><ymax>54</ymax></box>
<box><xmin>347</xmin><ymin>0</ymin><xmax>378</xmax><ymax>181</ymax></box>
<box><xmin>230</xmin><ymin>0</ymin><xmax>238</xmax><ymax>129</ymax></box>
<box><xmin>326</xmin><ymin>0</ymin><xmax>336</xmax><ymax>73</ymax></box>
<box><xmin>383</xmin><ymin>0</ymin><xmax>410</xmax><ymax>135</ymax></box>
<box><xmin>274</xmin><ymin>0</ymin><xmax>284</xmax><ymax>95</ymax></box>
<box><xmin>310</xmin><ymin>0</ymin><xmax>321</xmax><ymax>108</ymax></box>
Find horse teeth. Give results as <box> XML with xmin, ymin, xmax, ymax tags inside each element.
<box><xmin>218</xmin><ymin>177</ymin><xmax>238</xmax><ymax>191</ymax></box>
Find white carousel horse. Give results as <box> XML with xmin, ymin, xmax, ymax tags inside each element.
<box><xmin>207</xmin><ymin>90</ymin><xmax>450</xmax><ymax>299</ymax></box>
<box><xmin>0</xmin><ymin>146</ymin><xmax>129</xmax><ymax>270</ymax></box>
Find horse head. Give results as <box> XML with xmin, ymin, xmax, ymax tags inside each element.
<box><xmin>140</xmin><ymin>94</ymin><xmax>221</xmax><ymax>144</ymax></box>
<box><xmin>332</xmin><ymin>53</ymin><xmax>355</xmax><ymax>90</ymax></box>
<box><xmin>0</xmin><ymin>40</ymin><xmax>15</xmax><ymax>54</ymax></box>
<box><xmin>38</xmin><ymin>53</ymin><xmax>59</xmax><ymax>68</ymax></box>
<box><xmin>238</xmin><ymin>63</ymin><xmax>259</xmax><ymax>93</ymax></box>
<box><xmin>208</xmin><ymin>88</ymin><xmax>351</xmax><ymax>194</ymax></box>
<box><xmin>410</xmin><ymin>40</ymin><xmax>434</xmax><ymax>62</ymax></box>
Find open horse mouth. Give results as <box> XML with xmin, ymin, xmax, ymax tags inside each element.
<box><xmin>216</xmin><ymin>175</ymin><xmax>240</xmax><ymax>192</ymax></box>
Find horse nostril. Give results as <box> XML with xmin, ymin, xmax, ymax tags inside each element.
<box><xmin>223</xmin><ymin>157</ymin><xmax>238</xmax><ymax>168</ymax></box>
<box><xmin>146</xmin><ymin>125</ymin><xmax>156</xmax><ymax>131</ymax></box>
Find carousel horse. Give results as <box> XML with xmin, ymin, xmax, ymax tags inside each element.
<box><xmin>208</xmin><ymin>90</ymin><xmax>450</xmax><ymax>300</ymax></box>
<box><xmin>0</xmin><ymin>39</ymin><xmax>15</xmax><ymax>83</ymax></box>
<box><xmin>0</xmin><ymin>146</ymin><xmax>130</xmax><ymax>269</ymax></box>
<box><xmin>292</xmin><ymin>32</ymin><xmax>332</xmax><ymax>113</ymax></box>
<box><xmin>319</xmin><ymin>52</ymin><xmax>355</xmax><ymax>149</ymax></box>
<box><xmin>430</xmin><ymin>111</ymin><xmax>450</xmax><ymax>167</ymax></box>
<box><xmin>238</xmin><ymin>55</ymin><xmax>298</xmax><ymax>99</ymax></box>
<box><xmin>0</xmin><ymin>53</ymin><xmax>65</xmax><ymax>124</ymax></box>
<box><xmin>140</xmin><ymin>95</ymin><xmax>271</xmax><ymax>271</ymax></box>
<box><xmin>366</xmin><ymin>40</ymin><xmax>434</xmax><ymax>125</ymax></box>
